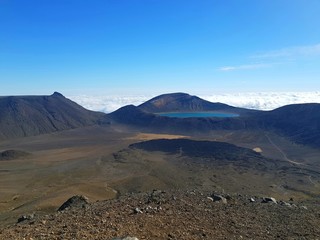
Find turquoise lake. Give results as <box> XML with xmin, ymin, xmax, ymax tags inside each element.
<box><xmin>158</xmin><ymin>112</ymin><xmax>239</xmax><ymax>118</ymax></box>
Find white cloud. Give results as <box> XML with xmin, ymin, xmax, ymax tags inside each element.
<box><xmin>68</xmin><ymin>92</ymin><xmax>320</xmax><ymax>112</ymax></box>
<box><xmin>218</xmin><ymin>63</ymin><xmax>269</xmax><ymax>72</ymax></box>
<box><xmin>252</xmin><ymin>43</ymin><xmax>320</xmax><ymax>59</ymax></box>
<box><xmin>201</xmin><ymin>92</ymin><xmax>320</xmax><ymax>110</ymax></box>
<box><xmin>68</xmin><ymin>94</ymin><xmax>152</xmax><ymax>113</ymax></box>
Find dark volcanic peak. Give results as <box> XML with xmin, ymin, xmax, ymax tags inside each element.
<box><xmin>51</xmin><ymin>91</ymin><xmax>64</xmax><ymax>97</ymax></box>
<box><xmin>108</xmin><ymin>105</ymin><xmax>156</xmax><ymax>126</ymax></box>
<box><xmin>0</xmin><ymin>93</ymin><xmax>105</xmax><ymax>139</ymax></box>
<box><xmin>138</xmin><ymin>92</ymin><xmax>255</xmax><ymax>115</ymax></box>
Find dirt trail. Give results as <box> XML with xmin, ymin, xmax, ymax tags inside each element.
<box><xmin>265</xmin><ymin>134</ymin><xmax>303</xmax><ymax>165</ymax></box>
<box><xmin>265</xmin><ymin>133</ymin><xmax>319</xmax><ymax>186</ymax></box>
<box><xmin>308</xmin><ymin>176</ymin><xmax>317</xmax><ymax>185</ymax></box>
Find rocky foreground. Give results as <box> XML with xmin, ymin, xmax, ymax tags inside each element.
<box><xmin>1</xmin><ymin>190</ymin><xmax>320</xmax><ymax>240</ymax></box>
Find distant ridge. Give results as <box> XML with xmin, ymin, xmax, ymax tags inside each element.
<box><xmin>109</xmin><ymin>94</ymin><xmax>320</xmax><ymax>148</ymax></box>
<box><xmin>1</xmin><ymin>92</ymin><xmax>319</xmax><ymax>148</ymax></box>
<box><xmin>256</xmin><ymin>103</ymin><xmax>320</xmax><ymax>147</ymax></box>
<box><xmin>108</xmin><ymin>104</ymin><xmax>247</xmax><ymax>134</ymax></box>
<box><xmin>138</xmin><ymin>92</ymin><xmax>256</xmax><ymax>115</ymax></box>
<box><xmin>0</xmin><ymin>92</ymin><xmax>105</xmax><ymax>139</ymax></box>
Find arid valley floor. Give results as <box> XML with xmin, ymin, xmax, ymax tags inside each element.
<box><xmin>1</xmin><ymin>122</ymin><xmax>320</xmax><ymax>239</ymax></box>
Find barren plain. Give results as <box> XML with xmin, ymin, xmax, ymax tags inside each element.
<box><xmin>1</xmin><ymin>123</ymin><xmax>320</xmax><ymax>232</ymax></box>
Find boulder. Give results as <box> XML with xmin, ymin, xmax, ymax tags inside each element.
<box><xmin>58</xmin><ymin>195</ymin><xmax>89</xmax><ymax>211</ymax></box>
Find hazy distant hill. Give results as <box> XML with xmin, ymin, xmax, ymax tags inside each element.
<box><xmin>0</xmin><ymin>92</ymin><xmax>104</xmax><ymax>139</ymax></box>
<box><xmin>138</xmin><ymin>92</ymin><xmax>256</xmax><ymax>115</ymax></box>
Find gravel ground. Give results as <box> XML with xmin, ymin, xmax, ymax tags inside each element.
<box><xmin>1</xmin><ymin>189</ymin><xmax>320</xmax><ymax>240</ymax></box>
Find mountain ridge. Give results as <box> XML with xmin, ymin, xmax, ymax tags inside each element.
<box><xmin>138</xmin><ymin>92</ymin><xmax>257</xmax><ymax>115</ymax></box>
<box><xmin>1</xmin><ymin>92</ymin><xmax>319</xmax><ymax>148</ymax></box>
<box><xmin>108</xmin><ymin>94</ymin><xmax>320</xmax><ymax>148</ymax></box>
<box><xmin>0</xmin><ymin>92</ymin><xmax>105</xmax><ymax>139</ymax></box>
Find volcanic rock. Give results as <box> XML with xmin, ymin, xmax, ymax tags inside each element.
<box><xmin>58</xmin><ymin>195</ymin><xmax>89</xmax><ymax>212</ymax></box>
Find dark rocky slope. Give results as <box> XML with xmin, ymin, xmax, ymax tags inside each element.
<box><xmin>0</xmin><ymin>92</ymin><xmax>105</xmax><ymax>139</ymax></box>
<box><xmin>255</xmin><ymin>103</ymin><xmax>320</xmax><ymax>147</ymax></box>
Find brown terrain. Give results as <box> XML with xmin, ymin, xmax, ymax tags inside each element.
<box><xmin>0</xmin><ymin>124</ymin><xmax>320</xmax><ymax>239</ymax></box>
<box><xmin>0</xmin><ymin>93</ymin><xmax>320</xmax><ymax>239</ymax></box>
<box><xmin>1</xmin><ymin>189</ymin><xmax>320</xmax><ymax>240</ymax></box>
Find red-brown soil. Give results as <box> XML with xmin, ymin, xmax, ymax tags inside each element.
<box><xmin>1</xmin><ymin>189</ymin><xmax>319</xmax><ymax>240</ymax></box>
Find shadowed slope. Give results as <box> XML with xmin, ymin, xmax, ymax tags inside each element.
<box><xmin>0</xmin><ymin>92</ymin><xmax>105</xmax><ymax>139</ymax></box>
<box><xmin>256</xmin><ymin>103</ymin><xmax>320</xmax><ymax>147</ymax></box>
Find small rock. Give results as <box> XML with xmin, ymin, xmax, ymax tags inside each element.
<box><xmin>134</xmin><ymin>207</ymin><xmax>143</xmax><ymax>214</ymax></box>
<box><xmin>17</xmin><ymin>214</ymin><xmax>34</xmax><ymax>223</ymax></box>
<box><xmin>207</xmin><ymin>197</ymin><xmax>214</xmax><ymax>201</ymax></box>
<box><xmin>211</xmin><ymin>194</ymin><xmax>227</xmax><ymax>204</ymax></box>
<box><xmin>301</xmin><ymin>206</ymin><xmax>308</xmax><ymax>210</ymax></box>
<box><xmin>262</xmin><ymin>197</ymin><xmax>277</xmax><ymax>204</ymax></box>
<box><xmin>249</xmin><ymin>198</ymin><xmax>255</xmax><ymax>202</ymax></box>
<box><xmin>147</xmin><ymin>189</ymin><xmax>165</xmax><ymax>204</ymax></box>
<box><xmin>225</xmin><ymin>194</ymin><xmax>232</xmax><ymax>200</ymax></box>
<box><xmin>279</xmin><ymin>201</ymin><xmax>292</xmax><ymax>207</ymax></box>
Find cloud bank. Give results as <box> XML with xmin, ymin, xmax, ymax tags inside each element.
<box><xmin>68</xmin><ymin>95</ymin><xmax>151</xmax><ymax>113</ymax></box>
<box><xmin>68</xmin><ymin>92</ymin><xmax>320</xmax><ymax>113</ymax></box>
<box><xmin>202</xmin><ymin>92</ymin><xmax>320</xmax><ymax>111</ymax></box>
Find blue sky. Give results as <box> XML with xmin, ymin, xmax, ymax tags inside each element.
<box><xmin>1</xmin><ymin>0</ymin><xmax>320</xmax><ymax>95</ymax></box>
